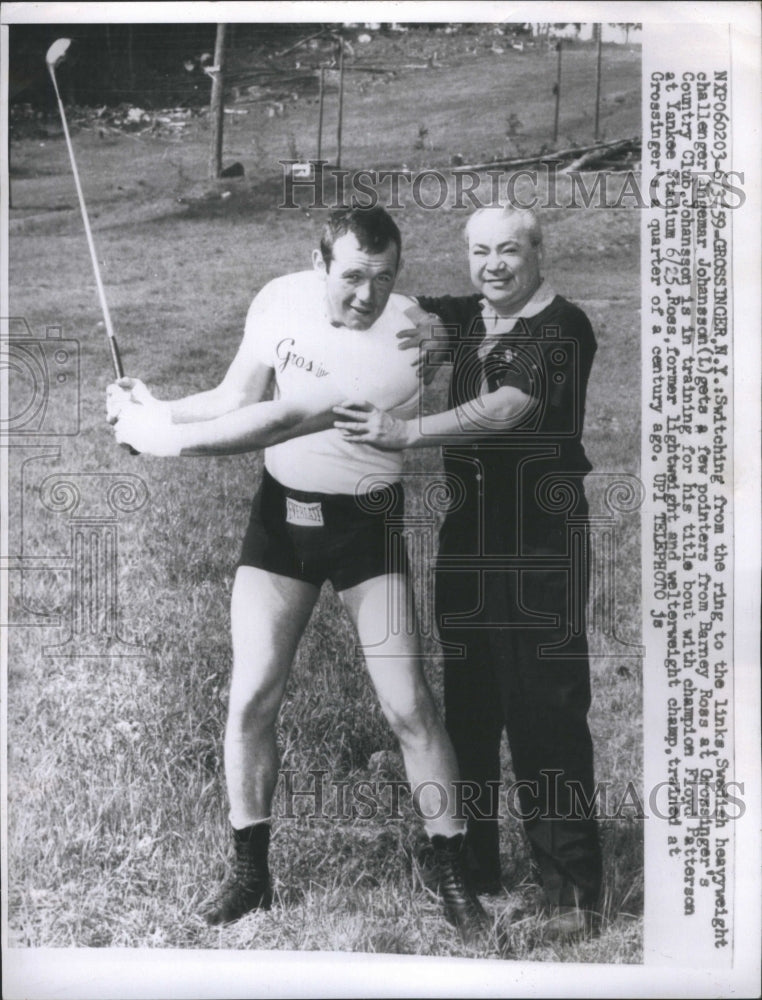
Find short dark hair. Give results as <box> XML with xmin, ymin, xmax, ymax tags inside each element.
<box><xmin>320</xmin><ymin>207</ymin><xmax>402</xmax><ymax>269</ymax></box>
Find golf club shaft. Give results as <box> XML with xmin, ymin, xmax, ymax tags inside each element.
<box><xmin>48</xmin><ymin>63</ymin><xmax>124</xmax><ymax>379</ymax></box>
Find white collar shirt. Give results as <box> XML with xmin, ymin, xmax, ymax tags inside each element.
<box><xmin>477</xmin><ymin>280</ymin><xmax>557</xmax><ymax>361</ymax></box>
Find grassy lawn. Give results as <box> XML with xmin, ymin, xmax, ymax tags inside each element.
<box><xmin>6</xmin><ymin>28</ymin><xmax>642</xmax><ymax>963</ymax></box>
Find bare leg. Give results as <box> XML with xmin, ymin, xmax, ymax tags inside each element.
<box><xmin>340</xmin><ymin>572</ymin><xmax>488</xmax><ymax>941</ymax></box>
<box><xmin>226</xmin><ymin>566</ymin><xmax>319</xmax><ymax>828</ymax></box>
<box><xmin>205</xmin><ymin>567</ymin><xmax>319</xmax><ymax>925</ymax></box>
<box><xmin>339</xmin><ymin>573</ymin><xmax>463</xmax><ymax>838</ymax></box>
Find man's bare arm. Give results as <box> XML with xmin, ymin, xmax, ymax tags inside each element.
<box><xmin>107</xmin><ymin>353</ymin><xmax>275</xmax><ymax>427</ymax></box>
<box><xmin>333</xmin><ymin>385</ymin><xmax>533</xmax><ymax>450</ymax></box>
<box><xmin>106</xmin><ymin>277</ymin><xmax>285</xmax><ymax>425</ymax></box>
<box><xmin>168</xmin><ymin>361</ymin><xmax>274</xmax><ymax>423</ymax></box>
<box><xmin>114</xmin><ymin>394</ymin><xmax>338</xmax><ymax>457</ymax></box>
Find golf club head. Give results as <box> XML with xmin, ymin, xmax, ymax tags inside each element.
<box><xmin>45</xmin><ymin>37</ymin><xmax>73</xmax><ymax>70</ymax></box>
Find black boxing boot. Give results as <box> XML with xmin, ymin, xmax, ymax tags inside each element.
<box><xmin>204</xmin><ymin>822</ymin><xmax>273</xmax><ymax>926</ymax></box>
<box><xmin>430</xmin><ymin>833</ymin><xmax>490</xmax><ymax>944</ymax></box>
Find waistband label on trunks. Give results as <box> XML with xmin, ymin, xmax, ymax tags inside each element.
<box><xmin>285</xmin><ymin>496</ymin><xmax>325</xmax><ymax>527</ymax></box>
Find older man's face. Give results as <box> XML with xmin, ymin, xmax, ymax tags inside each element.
<box><xmin>467</xmin><ymin>211</ymin><xmax>543</xmax><ymax>315</ymax></box>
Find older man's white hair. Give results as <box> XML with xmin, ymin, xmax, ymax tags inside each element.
<box><xmin>465</xmin><ymin>205</ymin><xmax>543</xmax><ymax>248</ymax></box>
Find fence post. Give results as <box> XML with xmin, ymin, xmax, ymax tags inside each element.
<box><xmin>127</xmin><ymin>25</ymin><xmax>135</xmax><ymax>94</ymax></box>
<box><xmin>317</xmin><ymin>66</ymin><xmax>325</xmax><ymax>161</ymax></box>
<box><xmin>336</xmin><ymin>36</ymin><xmax>344</xmax><ymax>168</ymax></box>
<box><xmin>553</xmin><ymin>40</ymin><xmax>562</xmax><ymax>145</ymax></box>
<box><xmin>208</xmin><ymin>23</ymin><xmax>227</xmax><ymax>180</ymax></box>
<box><xmin>594</xmin><ymin>27</ymin><xmax>603</xmax><ymax>140</ymax></box>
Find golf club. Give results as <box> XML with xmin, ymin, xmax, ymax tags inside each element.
<box><xmin>46</xmin><ymin>37</ymin><xmax>125</xmax><ymax>380</ymax></box>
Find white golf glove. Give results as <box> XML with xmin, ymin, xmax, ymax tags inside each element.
<box><xmin>106</xmin><ymin>378</ymin><xmax>170</xmax><ymax>425</ymax></box>
<box><xmin>114</xmin><ymin>399</ymin><xmax>183</xmax><ymax>457</ymax></box>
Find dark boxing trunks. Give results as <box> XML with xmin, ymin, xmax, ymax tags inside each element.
<box><xmin>238</xmin><ymin>469</ymin><xmax>409</xmax><ymax>591</ymax></box>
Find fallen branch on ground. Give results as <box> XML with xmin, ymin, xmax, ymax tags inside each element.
<box><xmin>450</xmin><ymin>136</ymin><xmax>640</xmax><ymax>173</ymax></box>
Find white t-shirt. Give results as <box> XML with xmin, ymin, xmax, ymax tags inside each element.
<box><xmin>242</xmin><ymin>270</ymin><xmax>419</xmax><ymax>494</ymax></box>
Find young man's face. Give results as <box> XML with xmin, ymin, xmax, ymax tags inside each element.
<box><xmin>467</xmin><ymin>211</ymin><xmax>543</xmax><ymax>315</ymax></box>
<box><xmin>313</xmin><ymin>232</ymin><xmax>400</xmax><ymax>330</ymax></box>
